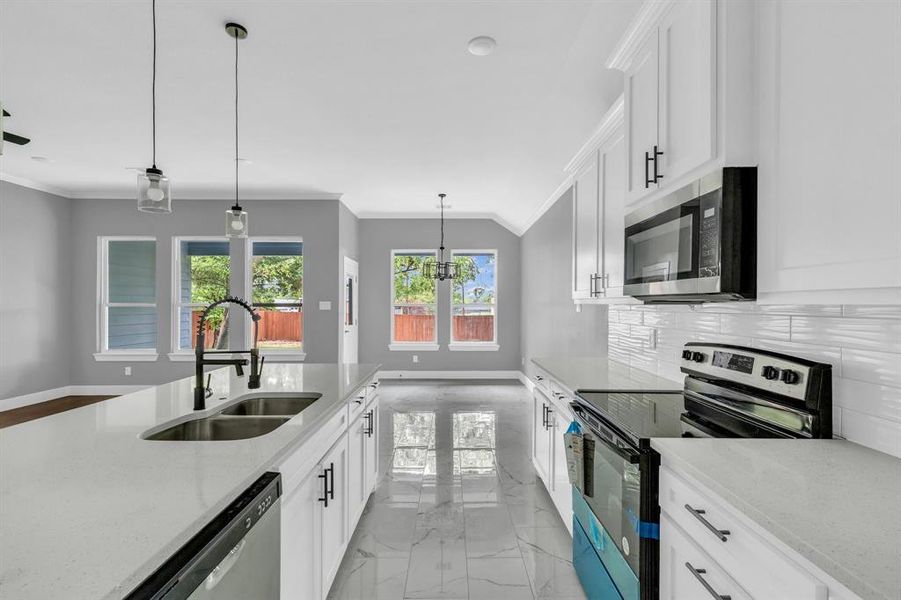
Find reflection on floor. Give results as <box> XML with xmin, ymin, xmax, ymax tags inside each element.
<box><xmin>328</xmin><ymin>381</ymin><xmax>586</xmax><ymax>600</ymax></box>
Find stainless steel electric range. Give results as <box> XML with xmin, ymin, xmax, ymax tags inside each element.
<box><xmin>568</xmin><ymin>343</ymin><xmax>833</xmax><ymax>600</ymax></box>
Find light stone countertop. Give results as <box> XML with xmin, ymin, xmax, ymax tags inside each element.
<box><xmin>651</xmin><ymin>438</ymin><xmax>901</xmax><ymax>600</ymax></box>
<box><xmin>531</xmin><ymin>356</ymin><xmax>683</xmax><ymax>393</ymax></box>
<box><xmin>0</xmin><ymin>362</ymin><xmax>379</xmax><ymax>600</ymax></box>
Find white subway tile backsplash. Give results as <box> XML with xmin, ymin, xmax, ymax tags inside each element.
<box><xmin>840</xmin><ymin>408</ymin><xmax>901</xmax><ymax>458</ymax></box>
<box><xmin>608</xmin><ymin>302</ymin><xmax>901</xmax><ymax>457</ymax></box>
<box><xmin>791</xmin><ymin>317</ymin><xmax>901</xmax><ymax>353</ymax></box>
<box><xmin>721</xmin><ymin>314</ymin><xmax>790</xmax><ymax>341</ymax></box>
<box><xmin>842</xmin><ymin>349</ymin><xmax>901</xmax><ymax>388</ymax></box>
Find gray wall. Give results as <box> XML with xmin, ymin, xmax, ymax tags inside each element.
<box><xmin>358</xmin><ymin>218</ymin><xmax>521</xmax><ymax>371</ymax></box>
<box><xmin>520</xmin><ymin>187</ymin><xmax>607</xmax><ymax>379</ymax></box>
<box><xmin>0</xmin><ymin>182</ymin><xmax>73</xmax><ymax>397</ymax></box>
<box><xmin>68</xmin><ymin>198</ymin><xmax>343</xmax><ymax>387</ymax></box>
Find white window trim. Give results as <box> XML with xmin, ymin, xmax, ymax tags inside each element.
<box><xmin>245</xmin><ymin>237</ymin><xmax>306</xmax><ymax>360</ymax></box>
<box><xmin>449</xmin><ymin>249</ymin><xmax>498</xmax><ymax>348</ymax></box>
<box><xmin>95</xmin><ymin>236</ymin><xmax>159</xmax><ymax>362</ymax></box>
<box><xmin>171</xmin><ymin>236</ymin><xmax>230</xmax><ymax>356</ymax></box>
<box><xmin>390</xmin><ymin>249</ymin><xmax>438</xmax><ymax>349</ymax></box>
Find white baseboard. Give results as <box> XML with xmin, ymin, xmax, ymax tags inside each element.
<box><xmin>378</xmin><ymin>370</ymin><xmax>524</xmax><ymax>381</ymax></box>
<box><xmin>1</xmin><ymin>385</ymin><xmax>148</xmax><ymax>411</ymax></box>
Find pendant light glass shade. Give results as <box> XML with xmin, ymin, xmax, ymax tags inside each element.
<box><xmin>226</xmin><ymin>205</ymin><xmax>248</xmax><ymax>238</ymax></box>
<box><xmin>137</xmin><ymin>0</ymin><xmax>172</xmax><ymax>214</ymax></box>
<box><xmin>137</xmin><ymin>167</ymin><xmax>172</xmax><ymax>213</ymax></box>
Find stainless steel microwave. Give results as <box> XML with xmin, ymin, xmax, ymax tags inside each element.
<box><xmin>623</xmin><ymin>167</ymin><xmax>756</xmax><ymax>303</ymax></box>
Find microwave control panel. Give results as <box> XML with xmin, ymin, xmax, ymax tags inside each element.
<box><xmin>698</xmin><ymin>191</ymin><xmax>721</xmax><ymax>278</ymax></box>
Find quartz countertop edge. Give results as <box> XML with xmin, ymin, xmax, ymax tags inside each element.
<box><xmin>531</xmin><ymin>356</ymin><xmax>683</xmax><ymax>393</ymax></box>
<box><xmin>0</xmin><ymin>362</ymin><xmax>380</xmax><ymax>600</ymax></box>
<box><xmin>651</xmin><ymin>438</ymin><xmax>901</xmax><ymax>600</ymax></box>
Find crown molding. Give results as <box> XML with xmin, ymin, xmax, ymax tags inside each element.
<box><xmin>0</xmin><ymin>172</ymin><xmax>72</xmax><ymax>198</ymax></box>
<box><xmin>563</xmin><ymin>95</ymin><xmax>625</xmax><ymax>174</ymax></box>
<box><xmin>355</xmin><ymin>210</ymin><xmax>522</xmax><ymax>237</ymax></box>
<box><xmin>605</xmin><ymin>0</ymin><xmax>674</xmax><ymax>71</ymax></box>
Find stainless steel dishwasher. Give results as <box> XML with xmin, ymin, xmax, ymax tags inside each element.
<box><xmin>126</xmin><ymin>472</ymin><xmax>281</xmax><ymax>600</ymax></box>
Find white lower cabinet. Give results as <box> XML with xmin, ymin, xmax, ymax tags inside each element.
<box><xmin>280</xmin><ymin>379</ymin><xmax>381</xmax><ymax>600</ymax></box>
<box><xmin>531</xmin><ymin>376</ymin><xmax>574</xmax><ymax>535</ymax></box>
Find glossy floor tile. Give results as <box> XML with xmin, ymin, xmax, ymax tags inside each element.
<box><xmin>328</xmin><ymin>381</ymin><xmax>587</xmax><ymax>600</ymax></box>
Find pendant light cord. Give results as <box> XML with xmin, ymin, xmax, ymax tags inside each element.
<box><xmin>233</xmin><ymin>32</ymin><xmax>240</xmax><ymax>210</ymax></box>
<box><xmin>439</xmin><ymin>195</ymin><xmax>446</xmax><ymax>259</ymax></box>
<box><xmin>151</xmin><ymin>0</ymin><xmax>157</xmax><ymax>168</ymax></box>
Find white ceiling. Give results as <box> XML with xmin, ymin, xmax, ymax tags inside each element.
<box><xmin>0</xmin><ymin>0</ymin><xmax>638</xmax><ymax>233</ymax></box>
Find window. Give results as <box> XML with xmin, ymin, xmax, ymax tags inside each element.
<box><xmin>390</xmin><ymin>251</ymin><xmax>438</xmax><ymax>349</ymax></box>
<box><xmin>96</xmin><ymin>237</ymin><xmax>158</xmax><ymax>360</ymax></box>
<box><xmin>173</xmin><ymin>238</ymin><xmax>231</xmax><ymax>352</ymax></box>
<box><xmin>450</xmin><ymin>250</ymin><xmax>498</xmax><ymax>349</ymax></box>
<box><xmin>248</xmin><ymin>239</ymin><xmax>303</xmax><ymax>353</ymax></box>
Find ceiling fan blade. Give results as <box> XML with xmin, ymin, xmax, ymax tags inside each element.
<box><xmin>2</xmin><ymin>131</ymin><xmax>31</xmax><ymax>145</ymax></box>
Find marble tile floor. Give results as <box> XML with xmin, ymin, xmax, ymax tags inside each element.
<box><xmin>328</xmin><ymin>381</ymin><xmax>587</xmax><ymax>600</ymax></box>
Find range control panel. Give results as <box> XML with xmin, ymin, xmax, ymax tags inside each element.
<box><xmin>679</xmin><ymin>343</ymin><xmax>819</xmax><ymax>402</ymax></box>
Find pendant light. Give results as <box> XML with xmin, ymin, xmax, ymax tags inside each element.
<box><xmin>225</xmin><ymin>22</ymin><xmax>249</xmax><ymax>238</ymax></box>
<box><xmin>137</xmin><ymin>0</ymin><xmax>172</xmax><ymax>214</ymax></box>
<box><xmin>423</xmin><ymin>193</ymin><xmax>458</xmax><ymax>281</ymax></box>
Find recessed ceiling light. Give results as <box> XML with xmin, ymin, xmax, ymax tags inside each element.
<box><xmin>467</xmin><ymin>36</ymin><xmax>497</xmax><ymax>57</ymax></box>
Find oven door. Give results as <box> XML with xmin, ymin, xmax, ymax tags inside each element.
<box><xmin>570</xmin><ymin>402</ymin><xmax>650</xmax><ymax>597</ymax></box>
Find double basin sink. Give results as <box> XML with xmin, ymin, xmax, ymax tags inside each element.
<box><xmin>144</xmin><ymin>394</ymin><xmax>322</xmax><ymax>441</ymax></box>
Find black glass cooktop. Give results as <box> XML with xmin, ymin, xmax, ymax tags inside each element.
<box><xmin>574</xmin><ymin>390</ymin><xmax>687</xmax><ymax>441</ymax></box>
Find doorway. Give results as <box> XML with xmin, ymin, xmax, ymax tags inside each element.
<box><xmin>343</xmin><ymin>257</ymin><xmax>359</xmax><ymax>364</ymax></box>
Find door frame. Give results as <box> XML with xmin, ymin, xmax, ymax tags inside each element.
<box><xmin>342</xmin><ymin>256</ymin><xmax>359</xmax><ymax>364</ymax></box>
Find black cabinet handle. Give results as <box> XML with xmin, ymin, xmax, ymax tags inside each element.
<box><xmin>364</xmin><ymin>410</ymin><xmax>373</xmax><ymax>437</ymax></box>
<box><xmin>644</xmin><ymin>150</ymin><xmax>654</xmax><ymax>188</ymax></box>
<box><xmin>328</xmin><ymin>462</ymin><xmax>335</xmax><ymax>500</ymax></box>
<box><xmin>546</xmin><ymin>405</ymin><xmax>554</xmax><ymax>429</ymax></box>
<box><xmin>541</xmin><ymin>403</ymin><xmax>548</xmax><ymax>428</ymax></box>
<box><xmin>318</xmin><ymin>469</ymin><xmax>329</xmax><ymax>507</ymax></box>
<box><xmin>685</xmin><ymin>562</ymin><xmax>731</xmax><ymax>600</ymax></box>
<box><xmin>685</xmin><ymin>504</ymin><xmax>730</xmax><ymax>542</ymax></box>
<box><xmin>652</xmin><ymin>145</ymin><xmax>664</xmax><ymax>182</ymax></box>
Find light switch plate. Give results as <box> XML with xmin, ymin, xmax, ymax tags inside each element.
<box><xmin>319</xmin><ymin>301</ymin><xmax>332</xmax><ymax>310</ymax></box>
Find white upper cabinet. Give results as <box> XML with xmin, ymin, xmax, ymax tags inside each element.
<box><xmin>609</xmin><ymin>0</ymin><xmax>753</xmax><ymax>209</ymax></box>
<box><xmin>624</xmin><ymin>32</ymin><xmax>661</xmax><ymax>204</ymax></box>
<box><xmin>568</xmin><ymin>98</ymin><xmax>639</xmax><ymax>304</ymax></box>
<box><xmin>756</xmin><ymin>0</ymin><xmax>901</xmax><ymax>304</ymax></box>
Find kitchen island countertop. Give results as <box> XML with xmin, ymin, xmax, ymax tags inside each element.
<box><xmin>0</xmin><ymin>362</ymin><xmax>379</xmax><ymax>600</ymax></box>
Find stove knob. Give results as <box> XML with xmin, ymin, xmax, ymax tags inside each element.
<box><xmin>780</xmin><ymin>369</ymin><xmax>801</xmax><ymax>385</ymax></box>
<box><xmin>681</xmin><ymin>350</ymin><xmax>693</xmax><ymax>361</ymax></box>
<box><xmin>762</xmin><ymin>365</ymin><xmax>780</xmax><ymax>380</ymax></box>
<box><xmin>691</xmin><ymin>352</ymin><xmax>706</xmax><ymax>363</ymax></box>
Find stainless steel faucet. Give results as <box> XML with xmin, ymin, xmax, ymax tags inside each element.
<box><xmin>194</xmin><ymin>296</ymin><xmax>265</xmax><ymax>410</ymax></box>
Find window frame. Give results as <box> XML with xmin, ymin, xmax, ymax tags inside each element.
<box><xmin>245</xmin><ymin>237</ymin><xmax>306</xmax><ymax>361</ymax></box>
<box><xmin>94</xmin><ymin>236</ymin><xmax>159</xmax><ymax>362</ymax></box>
<box><xmin>448</xmin><ymin>249</ymin><xmax>499</xmax><ymax>351</ymax></box>
<box><xmin>389</xmin><ymin>249</ymin><xmax>439</xmax><ymax>351</ymax></box>
<box><xmin>169</xmin><ymin>236</ymin><xmax>232</xmax><ymax>359</ymax></box>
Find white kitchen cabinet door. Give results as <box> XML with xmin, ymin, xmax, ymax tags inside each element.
<box><xmin>600</xmin><ymin>133</ymin><xmax>629</xmax><ymax>298</ymax></box>
<box><xmin>319</xmin><ymin>433</ymin><xmax>348</xmax><ymax>597</ymax></box>
<box><xmin>364</xmin><ymin>398</ymin><xmax>379</xmax><ymax>495</ymax></box>
<box><xmin>624</xmin><ymin>31</ymin><xmax>660</xmax><ymax>205</ymax></box>
<box><xmin>659</xmin><ymin>513</ymin><xmax>752</xmax><ymax>600</ymax></box>
<box><xmin>532</xmin><ymin>389</ymin><xmax>551</xmax><ymax>484</ymax></box>
<box><xmin>657</xmin><ymin>0</ymin><xmax>715</xmax><ymax>186</ymax></box>
<box><xmin>347</xmin><ymin>413</ymin><xmax>366</xmax><ymax>530</ymax></box>
<box><xmin>572</xmin><ymin>150</ymin><xmax>600</xmax><ymax>300</ymax></box>
<box><xmin>757</xmin><ymin>0</ymin><xmax>901</xmax><ymax>303</ymax></box>
<box><xmin>550</xmin><ymin>405</ymin><xmax>573</xmax><ymax>535</ymax></box>
<box><xmin>281</xmin><ymin>469</ymin><xmax>321</xmax><ymax>600</ymax></box>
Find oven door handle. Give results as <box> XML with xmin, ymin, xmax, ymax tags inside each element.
<box><xmin>569</xmin><ymin>403</ymin><xmax>641</xmax><ymax>464</ymax></box>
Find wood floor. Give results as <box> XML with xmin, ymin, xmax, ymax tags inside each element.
<box><xmin>0</xmin><ymin>396</ymin><xmax>116</xmax><ymax>428</ymax></box>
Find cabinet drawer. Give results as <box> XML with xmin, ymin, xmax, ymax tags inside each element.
<box><xmin>533</xmin><ymin>369</ymin><xmax>551</xmax><ymax>394</ymax></box>
<box><xmin>659</xmin><ymin>466</ymin><xmax>827</xmax><ymax>600</ymax></box>
<box><xmin>660</xmin><ymin>513</ymin><xmax>752</xmax><ymax>600</ymax></box>
<box><xmin>349</xmin><ymin>384</ymin><xmax>368</xmax><ymax>421</ymax></box>
<box><xmin>365</xmin><ymin>378</ymin><xmax>380</xmax><ymax>407</ymax></box>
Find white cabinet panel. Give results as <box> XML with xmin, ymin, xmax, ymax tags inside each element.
<box><xmin>601</xmin><ymin>134</ymin><xmax>628</xmax><ymax>295</ymax></box>
<box><xmin>625</xmin><ymin>32</ymin><xmax>660</xmax><ymax>205</ymax></box>
<box><xmin>348</xmin><ymin>413</ymin><xmax>366</xmax><ymax>529</ymax></box>
<box><xmin>657</xmin><ymin>0</ymin><xmax>715</xmax><ymax>185</ymax></box>
<box><xmin>573</xmin><ymin>151</ymin><xmax>600</xmax><ymax>300</ymax></box>
<box><xmin>320</xmin><ymin>434</ymin><xmax>348</xmax><ymax>597</ymax></box>
<box><xmin>550</xmin><ymin>406</ymin><xmax>573</xmax><ymax>535</ymax></box>
<box><xmin>281</xmin><ymin>469</ymin><xmax>321</xmax><ymax>600</ymax></box>
<box><xmin>532</xmin><ymin>389</ymin><xmax>551</xmax><ymax>483</ymax></box>
<box><xmin>757</xmin><ymin>0</ymin><xmax>901</xmax><ymax>300</ymax></box>
<box><xmin>364</xmin><ymin>398</ymin><xmax>379</xmax><ymax>495</ymax></box>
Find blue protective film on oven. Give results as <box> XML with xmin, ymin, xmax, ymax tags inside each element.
<box><xmin>627</xmin><ymin>508</ymin><xmax>660</xmax><ymax>540</ymax></box>
<box><xmin>566</xmin><ymin>421</ymin><xmax>582</xmax><ymax>434</ymax></box>
<box><xmin>573</xmin><ymin>518</ymin><xmax>624</xmax><ymax>600</ymax></box>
